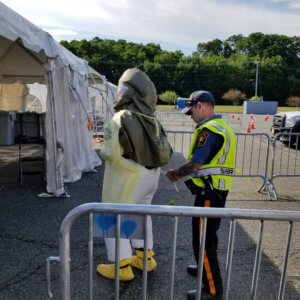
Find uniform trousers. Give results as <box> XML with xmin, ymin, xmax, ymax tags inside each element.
<box><xmin>192</xmin><ymin>187</ymin><xmax>228</xmax><ymax>297</ymax></box>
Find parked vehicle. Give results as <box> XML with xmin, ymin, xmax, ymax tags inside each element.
<box><xmin>271</xmin><ymin>111</ymin><xmax>300</xmax><ymax>148</ymax></box>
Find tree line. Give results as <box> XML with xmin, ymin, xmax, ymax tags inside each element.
<box><xmin>61</xmin><ymin>33</ymin><xmax>300</xmax><ymax>105</ymax></box>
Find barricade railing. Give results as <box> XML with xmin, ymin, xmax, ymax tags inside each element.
<box><xmin>162</xmin><ymin>130</ymin><xmax>194</xmax><ymax>171</ymax></box>
<box><xmin>156</xmin><ymin>112</ymin><xmax>242</xmax><ymax>131</ymax></box>
<box><xmin>156</xmin><ymin>111</ymin><xmax>194</xmax><ymax>131</ymax></box>
<box><xmin>46</xmin><ymin>203</ymin><xmax>300</xmax><ymax>300</ymax></box>
<box><xmin>234</xmin><ymin>133</ymin><xmax>272</xmax><ymax>198</ymax></box>
<box><xmin>269</xmin><ymin>132</ymin><xmax>300</xmax><ymax>199</ymax></box>
<box><xmin>164</xmin><ymin>130</ymin><xmax>273</xmax><ymax>198</ymax></box>
<box><xmin>222</xmin><ymin>113</ymin><xmax>230</xmax><ymax>124</ymax></box>
<box><xmin>226</xmin><ymin>113</ymin><xmax>243</xmax><ymax>126</ymax></box>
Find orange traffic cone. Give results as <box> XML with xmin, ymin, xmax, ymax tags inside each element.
<box><xmin>250</xmin><ymin>119</ymin><xmax>255</xmax><ymax>129</ymax></box>
<box><xmin>246</xmin><ymin>123</ymin><xmax>251</xmax><ymax>134</ymax></box>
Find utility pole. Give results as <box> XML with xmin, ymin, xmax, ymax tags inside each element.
<box><xmin>255</xmin><ymin>61</ymin><xmax>259</xmax><ymax>97</ymax></box>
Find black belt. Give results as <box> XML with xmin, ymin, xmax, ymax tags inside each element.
<box><xmin>185</xmin><ymin>178</ymin><xmax>228</xmax><ymax>199</ymax></box>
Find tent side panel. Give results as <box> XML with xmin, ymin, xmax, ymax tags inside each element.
<box><xmin>45</xmin><ymin>59</ymin><xmax>101</xmax><ymax>196</ymax></box>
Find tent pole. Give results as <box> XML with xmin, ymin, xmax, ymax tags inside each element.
<box><xmin>89</xmin><ymin>73</ymin><xmax>114</xmax><ymax>116</ymax></box>
<box><xmin>89</xmin><ymin>84</ymin><xmax>113</xmax><ymax>116</ymax></box>
<box><xmin>71</xmin><ymin>82</ymin><xmax>90</xmax><ymax>119</ymax></box>
<box><xmin>0</xmin><ymin>75</ymin><xmax>44</xmax><ymax>79</ymax></box>
<box><xmin>46</xmin><ymin>62</ymin><xmax>62</xmax><ymax>194</ymax></box>
<box><xmin>105</xmin><ymin>81</ymin><xmax>115</xmax><ymax>117</ymax></box>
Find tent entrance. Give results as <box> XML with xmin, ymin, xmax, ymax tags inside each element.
<box><xmin>0</xmin><ymin>38</ymin><xmax>46</xmax><ymax>83</ymax></box>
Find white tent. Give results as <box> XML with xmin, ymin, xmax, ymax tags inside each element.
<box><xmin>25</xmin><ymin>83</ymin><xmax>47</xmax><ymax>113</ymax></box>
<box><xmin>0</xmin><ymin>2</ymin><xmax>104</xmax><ymax>196</ymax></box>
<box><xmin>23</xmin><ymin>74</ymin><xmax>117</xmax><ymax>129</ymax></box>
<box><xmin>88</xmin><ymin>70</ymin><xmax>117</xmax><ymax>134</ymax></box>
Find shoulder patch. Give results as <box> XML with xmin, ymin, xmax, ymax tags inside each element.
<box><xmin>197</xmin><ymin>131</ymin><xmax>209</xmax><ymax>147</ymax></box>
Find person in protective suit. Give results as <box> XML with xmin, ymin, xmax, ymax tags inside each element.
<box><xmin>166</xmin><ymin>90</ymin><xmax>236</xmax><ymax>300</ymax></box>
<box><xmin>97</xmin><ymin>68</ymin><xmax>172</xmax><ymax>281</ymax></box>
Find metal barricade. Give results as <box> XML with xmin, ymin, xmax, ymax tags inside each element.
<box><xmin>222</xmin><ymin>113</ymin><xmax>229</xmax><ymax>124</ymax></box>
<box><xmin>269</xmin><ymin>132</ymin><xmax>300</xmax><ymax>199</ymax></box>
<box><xmin>221</xmin><ymin>113</ymin><xmax>243</xmax><ymax>127</ymax></box>
<box><xmin>157</xmin><ymin>112</ymin><xmax>243</xmax><ymax>131</ymax></box>
<box><xmin>46</xmin><ymin>203</ymin><xmax>300</xmax><ymax>300</ymax></box>
<box><xmin>164</xmin><ymin>130</ymin><xmax>273</xmax><ymax>198</ymax></box>
<box><xmin>156</xmin><ymin>112</ymin><xmax>194</xmax><ymax>131</ymax></box>
<box><xmin>163</xmin><ymin>130</ymin><xmax>194</xmax><ymax>171</ymax></box>
<box><xmin>234</xmin><ymin>133</ymin><xmax>273</xmax><ymax>198</ymax></box>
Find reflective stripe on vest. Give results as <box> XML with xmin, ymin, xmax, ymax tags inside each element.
<box><xmin>195</xmin><ymin>167</ymin><xmax>234</xmax><ymax>177</ymax></box>
<box><xmin>219</xmin><ymin>178</ymin><xmax>225</xmax><ymax>190</ymax></box>
<box><xmin>187</xmin><ymin>117</ymin><xmax>236</xmax><ymax>191</ymax></box>
<box><xmin>208</xmin><ymin>122</ymin><xmax>231</xmax><ymax>164</ymax></box>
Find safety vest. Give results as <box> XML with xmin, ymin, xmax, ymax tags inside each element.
<box><xmin>187</xmin><ymin>117</ymin><xmax>236</xmax><ymax>191</ymax></box>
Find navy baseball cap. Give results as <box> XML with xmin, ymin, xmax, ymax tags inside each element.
<box><xmin>181</xmin><ymin>90</ymin><xmax>215</xmax><ymax>115</ymax></box>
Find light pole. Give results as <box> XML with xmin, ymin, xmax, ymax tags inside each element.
<box><xmin>255</xmin><ymin>61</ymin><xmax>259</xmax><ymax>97</ymax></box>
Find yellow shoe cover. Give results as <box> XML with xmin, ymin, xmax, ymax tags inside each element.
<box><xmin>97</xmin><ymin>258</ymin><xmax>134</xmax><ymax>281</ymax></box>
<box><xmin>130</xmin><ymin>249</ymin><xmax>157</xmax><ymax>272</ymax></box>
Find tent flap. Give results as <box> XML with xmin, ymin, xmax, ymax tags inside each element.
<box><xmin>45</xmin><ymin>59</ymin><xmax>101</xmax><ymax>195</ymax></box>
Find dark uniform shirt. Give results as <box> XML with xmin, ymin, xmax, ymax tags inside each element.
<box><xmin>192</xmin><ymin>115</ymin><xmax>224</xmax><ymax>165</ymax></box>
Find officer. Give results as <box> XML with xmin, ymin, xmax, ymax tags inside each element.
<box><xmin>166</xmin><ymin>90</ymin><xmax>236</xmax><ymax>300</ymax></box>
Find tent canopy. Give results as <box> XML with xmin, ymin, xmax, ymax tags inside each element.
<box><xmin>0</xmin><ymin>2</ymin><xmax>89</xmax><ymax>83</ymax></box>
<box><xmin>0</xmin><ymin>2</ymin><xmax>103</xmax><ymax>196</ymax></box>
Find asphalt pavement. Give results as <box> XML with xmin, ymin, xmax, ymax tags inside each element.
<box><xmin>0</xmin><ymin>113</ymin><xmax>300</xmax><ymax>299</ymax></box>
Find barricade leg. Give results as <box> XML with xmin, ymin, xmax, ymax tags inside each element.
<box><xmin>258</xmin><ymin>178</ymin><xmax>277</xmax><ymax>200</ymax></box>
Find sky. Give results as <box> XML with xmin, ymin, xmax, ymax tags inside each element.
<box><xmin>3</xmin><ymin>0</ymin><xmax>300</xmax><ymax>55</ymax></box>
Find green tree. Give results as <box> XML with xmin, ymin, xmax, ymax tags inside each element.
<box><xmin>249</xmin><ymin>96</ymin><xmax>263</xmax><ymax>101</ymax></box>
<box><xmin>159</xmin><ymin>91</ymin><xmax>178</xmax><ymax>104</ymax></box>
<box><xmin>60</xmin><ymin>33</ymin><xmax>300</xmax><ymax>104</ymax></box>
<box><xmin>196</xmin><ymin>39</ymin><xmax>223</xmax><ymax>57</ymax></box>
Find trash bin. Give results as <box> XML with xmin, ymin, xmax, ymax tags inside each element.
<box><xmin>176</xmin><ymin>98</ymin><xmax>187</xmax><ymax>109</ymax></box>
<box><xmin>0</xmin><ymin>111</ymin><xmax>16</xmax><ymax>145</ymax></box>
<box><xmin>14</xmin><ymin>112</ymin><xmax>45</xmax><ymax>138</ymax></box>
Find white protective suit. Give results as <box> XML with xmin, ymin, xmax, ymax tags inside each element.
<box><xmin>100</xmin><ymin>110</ymin><xmax>160</xmax><ymax>261</ymax></box>
<box><xmin>99</xmin><ymin>68</ymin><xmax>172</xmax><ymax>262</ymax></box>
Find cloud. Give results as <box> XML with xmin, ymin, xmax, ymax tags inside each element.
<box><xmin>289</xmin><ymin>0</ymin><xmax>300</xmax><ymax>8</ymax></box>
<box><xmin>270</xmin><ymin>0</ymin><xmax>300</xmax><ymax>9</ymax></box>
<box><xmin>45</xmin><ymin>28</ymin><xmax>78</xmax><ymax>37</ymax></box>
<box><xmin>5</xmin><ymin>0</ymin><xmax>300</xmax><ymax>54</ymax></box>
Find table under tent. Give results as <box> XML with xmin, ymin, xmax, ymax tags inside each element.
<box><xmin>0</xmin><ymin>2</ymin><xmax>114</xmax><ymax>196</ymax></box>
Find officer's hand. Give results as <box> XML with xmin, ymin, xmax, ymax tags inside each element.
<box><xmin>166</xmin><ymin>169</ymin><xmax>180</xmax><ymax>182</ymax></box>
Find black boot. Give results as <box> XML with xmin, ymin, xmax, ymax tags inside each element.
<box><xmin>187</xmin><ymin>265</ymin><xmax>198</xmax><ymax>277</ymax></box>
<box><xmin>187</xmin><ymin>289</ymin><xmax>223</xmax><ymax>300</ymax></box>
